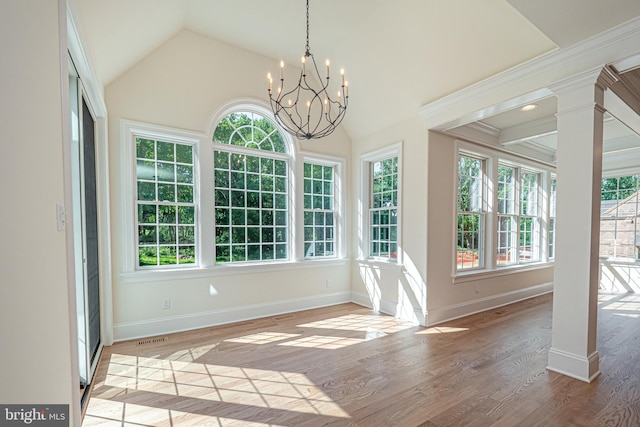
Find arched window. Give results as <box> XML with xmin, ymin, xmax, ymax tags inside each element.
<box><xmin>123</xmin><ymin>106</ymin><xmax>344</xmax><ymax>274</ymax></box>
<box><xmin>213</xmin><ymin>112</ymin><xmax>287</xmax><ymax>153</ymax></box>
<box><xmin>213</xmin><ymin>111</ymin><xmax>290</xmax><ymax>263</ymax></box>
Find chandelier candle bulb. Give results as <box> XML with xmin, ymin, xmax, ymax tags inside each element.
<box><xmin>345</xmin><ymin>81</ymin><xmax>349</xmax><ymax>97</ymax></box>
<box><xmin>341</xmin><ymin>68</ymin><xmax>345</xmax><ymax>86</ymax></box>
<box><xmin>267</xmin><ymin>73</ymin><xmax>272</xmax><ymax>92</ymax></box>
<box><xmin>280</xmin><ymin>61</ymin><xmax>284</xmax><ymax>80</ymax></box>
<box><xmin>326</xmin><ymin>60</ymin><xmax>330</xmax><ymax>79</ymax></box>
<box><xmin>324</xmin><ymin>98</ymin><xmax>328</xmax><ymax>113</ymax></box>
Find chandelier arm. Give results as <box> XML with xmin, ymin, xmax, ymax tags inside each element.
<box><xmin>273</xmin><ymin>90</ymin><xmax>309</xmax><ymax>138</ymax></box>
<box><xmin>307</xmin><ymin>91</ymin><xmax>324</xmax><ymax>136</ymax></box>
<box><xmin>306</xmin><ymin>53</ymin><xmax>331</xmax><ymax>94</ymax></box>
<box><xmin>272</xmin><ymin>101</ymin><xmax>300</xmax><ymax>134</ymax></box>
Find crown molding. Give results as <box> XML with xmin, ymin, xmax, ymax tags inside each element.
<box><xmin>467</xmin><ymin>121</ymin><xmax>501</xmax><ymax>138</ymax></box>
<box><xmin>446</xmin><ymin>121</ymin><xmax>500</xmax><ymax>146</ymax></box>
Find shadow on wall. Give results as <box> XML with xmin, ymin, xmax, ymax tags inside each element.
<box><xmin>600</xmin><ymin>258</ymin><xmax>640</xmax><ymax>293</ymax></box>
<box><xmin>358</xmin><ymin>255</ymin><xmax>426</xmax><ymax>325</ymax></box>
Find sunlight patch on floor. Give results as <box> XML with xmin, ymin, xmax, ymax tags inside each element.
<box><xmin>83</xmin><ymin>398</ymin><xmax>285</xmax><ymax>426</ymax></box>
<box><xmin>599</xmin><ymin>293</ymin><xmax>640</xmax><ymax>317</ymax></box>
<box><xmin>88</xmin><ymin>355</ymin><xmax>351</xmax><ymax>425</ymax></box>
<box><xmin>225</xmin><ymin>332</ymin><xmax>300</xmax><ymax>345</ymax></box>
<box><xmin>165</xmin><ymin>343</ymin><xmax>218</xmax><ymax>362</ymax></box>
<box><xmin>85</xmin><ymin>312</ymin><xmax>416</xmax><ymax>425</ymax></box>
<box><xmin>297</xmin><ymin>313</ymin><xmax>415</xmax><ymax>333</ymax></box>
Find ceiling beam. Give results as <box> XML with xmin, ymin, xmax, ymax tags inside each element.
<box><xmin>498</xmin><ymin>115</ymin><xmax>557</xmax><ymax>145</ymax></box>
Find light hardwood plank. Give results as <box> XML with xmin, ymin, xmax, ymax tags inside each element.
<box><xmin>83</xmin><ymin>293</ymin><xmax>640</xmax><ymax>426</ymax></box>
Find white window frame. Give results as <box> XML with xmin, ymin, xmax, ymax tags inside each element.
<box><xmin>212</xmin><ymin>136</ymin><xmax>291</xmax><ymax>264</ymax></box>
<box><xmin>120</xmin><ymin>103</ymin><xmax>348</xmax><ymax>280</ymax></box>
<box><xmin>360</xmin><ymin>142</ymin><xmax>403</xmax><ymax>264</ymax></box>
<box><xmin>496</xmin><ymin>163</ymin><xmax>542</xmax><ymax>265</ymax></box>
<box><xmin>548</xmin><ymin>175</ymin><xmax>557</xmax><ymax>260</ymax></box>
<box><xmin>599</xmin><ymin>173</ymin><xmax>640</xmax><ymax>260</ymax></box>
<box><xmin>456</xmin><ymin>152</ymin><xmax>487</xmax><ymax>271</ymax></box>
<box><xmin>121</xmin><ymin>120</ymin><xmax>205</xmax><ymax>273</ymax></box>
<box><xmin>496</xmin><ymin>163</ymin><xmax>518</xmax><ymax>265</ymax></box>
<box><xmin>299</xmin><ymin>152</ymin><xmax>346</xmax><ymax>260</ymax></box>
<box><xmin>453</xmin><ymin>140</ymin><xmax>553</xmax><ymax>283</ymax></box>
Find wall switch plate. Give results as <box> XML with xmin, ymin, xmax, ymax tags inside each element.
<box><xmin>56</xmin><ymin>204</ymin><xmax>66</xmax><ymax>231</ymax></box>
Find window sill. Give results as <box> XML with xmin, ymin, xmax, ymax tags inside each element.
<box><xmin>452</xmin><ymin>261</ymin><xmax>554</xmax><ymax>284</ymax></box>
<box><xmin>121</xmin><ymin>258</ymin><xmax>350</xmax><ymax>284</ymax></box>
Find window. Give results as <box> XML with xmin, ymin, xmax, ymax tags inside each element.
<box><xmin>600</xmin><ymin>175</ymin><xmax>640</xmax><ymax>259</ymax></box>
<box><xmin>135</xmin><ymin>137</ymin><xmax>196</xmax><ymax>267</ymax></box>
<box><xmin>548</xmin><ymin>177</ymin><xmax>557</xmax><ymax>259</ymax></box>
<box><xmin>496</xmin><ymin>165</ymin><xmax>516</xmax><ymax>265</ymax></box>
<box><xmin>496</xmin><ymin>165</ymin><xmax>540</xmax><ymax>265</ymax></box>
<box><xmin>213</xmin><ymin>112</ymin><xmax>289</xmax><ymax>263</ymax></box>
<box><xmin>454</xmin><ymin>141</ymin><xmax>555</xmax><ymax>278</ymax></box>
<box><xmin>123</xmin><ymin>106</ymin><xmax>346</xmax><ymax>274</ymax></box>
<box><xmin>519</xmin><ymin>170</ymin><xmax>540</xmax><ymax>262</ymax></box>
<box><xmin>457</xmin><ymin>154</ymin><xmax>485</xmax><ymax>270</ymax></box>
<box><xmin>497</xmin><ymin>165</ymin><xmax>540</xmax><ymax>265</ymax></box>
<box><xmin>361</xmin><ymin>143</ymin><xmax>401</xmax><ymax>262</ymax></box>
<box><xmin>303</xmin><ymin>162</ymin><xmax>336</xmax><ymax>258</ymax></box>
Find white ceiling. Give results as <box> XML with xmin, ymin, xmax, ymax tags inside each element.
<box><xmin>507</xmin><ymin>0</ymin><xmax>640</xmax><ymax>48</ymax></box>
<box><xmin>72</xmin><ymin>0</ymin><xmax>640</xmax><ymax>141</ymax></box>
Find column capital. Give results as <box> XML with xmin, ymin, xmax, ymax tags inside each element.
<box><xmin>551</xmin><ymin>67</ymin><xmax>612</xmax><ymax>116</ymax></box>
<box><xmin>550</xmin><ymin>66</ymin><xmax>615</xmax><ymax>97</ymax></box>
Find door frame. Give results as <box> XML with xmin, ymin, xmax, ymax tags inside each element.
<box><xmin>65</xmin><ymin>5</ymin><xmax>114</xmax><ymax>422</ymax></box>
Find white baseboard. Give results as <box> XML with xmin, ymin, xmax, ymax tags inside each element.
<box><xmin>352</xmin><ymin>283</ymin><xmax>551</xmax><ymax>327</ymax></box>
<box><xmin>425</xmin><ymin>282</ymin><xmax>554</xmax><ymax>326</ymax></box>
<box><xmin>114</xmin><ymin>284</ymin><xmax>553</xmax><ymax>342</ymax></box>
<box><xmin>351</xmin><ymin>291</ymin><xmax>426</xmax><ymax>325</ymax></box>
<box><xmin>547</xmin><ymin>348</ymin><xmax>600</xmax><ymax>383</ymax></box>
<box><xmin>113</xmin><ymin>291</ymin><xmax>352</xmax><ymax>342</ymax></box>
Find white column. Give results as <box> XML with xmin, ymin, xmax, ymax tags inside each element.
<box><xmin>547</xmin><ymin>68</ymin><xmax>612</xmax><ymax>382</ymax></box>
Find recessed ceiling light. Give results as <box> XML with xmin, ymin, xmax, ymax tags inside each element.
<box><xmin>521</xmin><ymin>104</ymin><xmax>537</xmax><ymax>111</ymax></box>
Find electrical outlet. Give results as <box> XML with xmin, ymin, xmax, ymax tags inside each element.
<box><xmin>326</xmin><ymin>279</ymin><xmax>332</xmax><ymax>288</ymax></box>
<box><xmin>163</xmin><ymin>299</ymin><xmax>171</xmax><ymax>310</ymax></box>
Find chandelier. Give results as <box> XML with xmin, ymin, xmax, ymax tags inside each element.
<box><xmin>267</xmin><ymin>0</ymin><xmax>349</xmax><ymax>140</ymax></box>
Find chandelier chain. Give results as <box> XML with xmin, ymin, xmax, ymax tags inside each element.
<box><xmin>305</xmin><ymin>0</ymin><xmax>310</xmax><ymax>54</ymax></box>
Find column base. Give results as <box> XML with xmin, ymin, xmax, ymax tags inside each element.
<box><xmin>547</xmin><ymin>347</ymin><xmax>600</xmax><ymax>382</ymax></box>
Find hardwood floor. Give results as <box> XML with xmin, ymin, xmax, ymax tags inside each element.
<box><xmin>82</xmin><ymin>292</ymin><xmax>640</xmax><ymax>426</ymax></box>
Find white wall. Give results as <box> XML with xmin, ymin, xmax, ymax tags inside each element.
<box><xmin>106</xmin><ymin>30</ymin><xmax>352</xmax><ymax>341</ymax></box>
<box><xmin>0</xmin><ymin>0</ymin><xmax>79</xmax><ymax>421</ymax></box>
<box><xmin>350</xmin><ymin>117</ymin><xmax>428</xmax><ymax>323</ymax></box>
<box><xmin>425</xmin><ymin>131</ymin><xmax>554</xmax><ymax>324</ymax></box>
<box><xmin>105</xmin><ymin>25</ymin><xmax>557</xmax><ymax>341</ymax></box>
<box><xmin>348</xmin><ymin>121</ymin><xmax>554</xmax><ymax>326</ymax></box>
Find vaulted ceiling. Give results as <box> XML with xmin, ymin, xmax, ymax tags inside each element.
<box><xmin>71</xmin><ymin>0</ymin><xmax>640</xmax><ymax>145</ymax></box>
